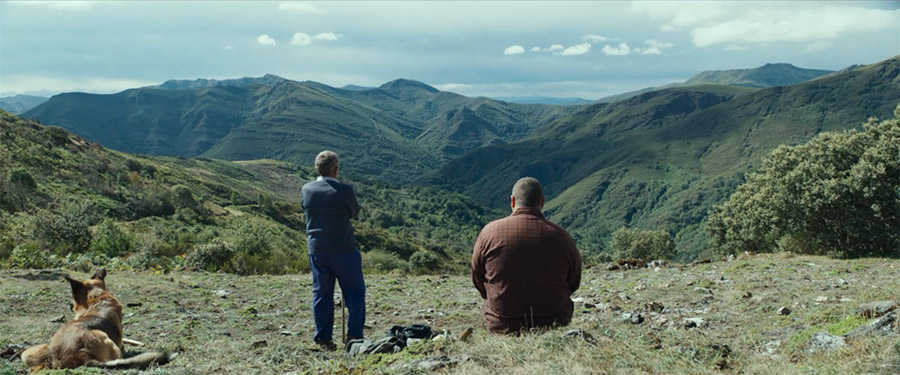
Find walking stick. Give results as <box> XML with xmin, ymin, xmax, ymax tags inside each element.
<box><xmin>341</xmin><ymin>291</ymin><xmax>347</xmax><ymax>344</ymax></box>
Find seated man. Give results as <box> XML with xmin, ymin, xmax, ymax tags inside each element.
<box><xmin>471</xmin><ymin>177</ymin><xmax>582</xmax><ymax>334</ymax></box>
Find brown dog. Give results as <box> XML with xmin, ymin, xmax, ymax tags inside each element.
<box><xmin>21</xmin><ymin>269</ymin><xmax>171</xmax><ymax>373</ymax></box>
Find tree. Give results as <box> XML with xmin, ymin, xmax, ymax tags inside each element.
<box><xmin>610</xmin><ymin>227</ymin><xmax>676</xmax><ymax>260</ymax></box>
<box><xmin>707</xmin><ymin>106</ymin><xmax>900</xmax><ymax>258</ymax></box>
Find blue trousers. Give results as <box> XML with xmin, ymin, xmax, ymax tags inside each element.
<box><xmin>309</xmin><ymin>250</ymin><xmax>366</xmax><ymax>342</ymax></box>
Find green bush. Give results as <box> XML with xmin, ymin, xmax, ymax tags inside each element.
<box><xmin>31</xmin><ymin>200</ymin><xmax>93</xmax><ymax>255</ymax></box>
<box><xmin>409</xmin><ymin>251</ymin><xmax>440</xmax><ymax>271</ymax></box>
<box><xmin>707</xmin><ymin>108</ymin><xmax>900</xmax><ymax>258</ymax></box>
<box><xmin>362</xmin><ymin>250</ymin><xmax>409</xmax><ymax>273</ymax></box>
<box><xmin>172</xmin><ymin>184</ymin><xmax>199</xmax><ymax>211</ymax></box>
<box><xmin>7</xmin><ymin>168</ymin><xmax>36</xmax><ymax>191</ymax></box>
<box><xmin>186</xmin><ymin>241</ymin><xmax>235</xmax><ymax>271</ymax></box>
<box><xmin>9</xmin><ymin>242</ymin><xmax>60</xmax><ymax>269</ymax></box>
<box><xmin>127</xmin><ymin>230</ymin><xmax>174</xmax><ymax>271</ymax></box>
<box><xmin>610</xmin><ymin>227</ymin><xmax>676</xmax><ymax>260</ymax></box>
<box><xmin>91</xmin><ymin>219</ymin><xmax>133</xmax><ymax>258</ymax></box>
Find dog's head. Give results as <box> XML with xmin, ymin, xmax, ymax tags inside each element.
<box><xmin>65</xmin><ymin>269</ymin><xmax>110</xmax><ymax>319</ymax></box>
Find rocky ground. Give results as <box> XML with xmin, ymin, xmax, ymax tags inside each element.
<box><xmin>1</xmin><ymin>252</ymin><xmax>898</xmax><ymax>374</ymax></box>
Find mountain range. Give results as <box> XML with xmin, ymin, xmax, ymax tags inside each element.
<box><xmin>19</xmin><ymin>56</ymin><xmax>899</xmax><ymax>259</ymax></box>
<box><xmin>0</xmin><ymin>94</ymin><xmax>48</xmax><ymax>114</ymax></box>
<box><xmin>596</xmin><ymin>62</ymin><xmax>834</xmax><ymax>103</ymax></box>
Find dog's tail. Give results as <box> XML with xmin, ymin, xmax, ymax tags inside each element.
<box><xmin>93</xmin><ymin>351</ymin><xmax>175</xmax><ymax>369</ymax></box>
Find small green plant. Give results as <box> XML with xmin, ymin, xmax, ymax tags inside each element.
<box><xmin>362</xmin><ymin>250</ymin><xmax>410</xmax><ymax>273</ymax></box>
<box><xmin>410</xmin><ymin>251</ymin><xmax>440</xmax><ymax>272</ymax></box>
<box><xmin>186</xmin><ymin>241</ymin><xmax>235</xmax><ymax>271</ymax></box>
<box><xmin>91</xmin><ymin>219</ymin><xmax>133</xmax><ymax>257</ymax></box>
<box><xmin>9</xmin><ymin>241</ymin><xmax>60</xmax><ymax>269</ymax></box>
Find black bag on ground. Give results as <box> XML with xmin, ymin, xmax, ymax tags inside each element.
<box><xmin>388</xmin><ymin>324</ymin><xmax>434</xmax><ymax>341</ymax></box>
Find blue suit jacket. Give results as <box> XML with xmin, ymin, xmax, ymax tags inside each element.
<box><xmin>301</xmin><ymin>177</ymin><xmax>361</xmax><ymax>255</ymax></box>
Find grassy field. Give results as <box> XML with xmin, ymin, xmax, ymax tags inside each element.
<box><xmin>1</xmin><ymin>253</ymin><xmax>898</xmax><ymax>374</ymax></box>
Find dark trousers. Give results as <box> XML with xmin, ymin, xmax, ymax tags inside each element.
<box><xmin>309</xmin><ymin>250</ymin><xmax>366</xmax><ymax>342</ymax></box>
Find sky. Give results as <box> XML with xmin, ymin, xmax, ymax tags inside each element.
<box><xmin>1</xmin><ymin>1</ymin><xmax>898</xmax><ymax>99</ymax></box>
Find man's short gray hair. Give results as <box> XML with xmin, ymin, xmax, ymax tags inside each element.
<box><xmin>315</xmin><ymin>150</ymin><xmax>339</xmax><ymax>176</ymax></box>
<box><xmin>512</xmin><ymin>177</ymin><xmax>543</xmax><ymax>208</ymax></box>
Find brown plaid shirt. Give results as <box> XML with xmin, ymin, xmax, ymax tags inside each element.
<box><xmin>471</xmin><ymin>207</ymin><xmax>582</xmax><ymax>334</ymax></box>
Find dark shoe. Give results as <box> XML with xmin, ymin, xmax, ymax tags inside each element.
<box><xmin>315</xmin><ymin>340</ymin><xmax>337</xmax><ymax>351</ymax></box>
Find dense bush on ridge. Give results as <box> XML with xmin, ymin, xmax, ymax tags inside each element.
<box><xmin>707</xmin><ymin>105</ymin><xmax>900</xmax><ymax>258</ymax></box>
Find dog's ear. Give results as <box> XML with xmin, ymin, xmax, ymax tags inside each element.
<box><xmin>91</xmin><ymin>269</ymin><xmax>107</xmax><ymax>281</ymax></box>
<box><xmin>65</xmin><ymin>276</ymin><xmax>87</xmax><ymax>305</ymax></box>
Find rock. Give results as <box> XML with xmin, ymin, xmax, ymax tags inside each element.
<box><xmin>777</xmin><ymin>306</ymin><xmax>792</xmax><ymax>316</ymax></box>
<box><xmin>212</xmin><ymin>289</ymin><xmax>230</xmax><ymax>298</ymax></box>
<box><xmin>617</xmin><ymin>292</ymin><xmax>631</xmax><ymax>301</ymax></box>
<box><xmin>597</xmin><ymin>303</ymin><xmax>621</xmax><ymax>312</ymax></box>
<box><xmin>644</xmin><ymin>301</ymin><xmax>664</xmax><ymax>313</ymax></box>
<box><xmin>856</xmin><ymin>301</ymin><xmax>897</xmax><ymax>319</ymax></box>
<box><xmin>51</xmin><ymin>315</ymin><xmax>66</xmax><ymax>323</ymax></box>
<box><xmin>607</xmin><ymin>263</ymin><xmax>620</xmax><ymax>271</ymax></box>
<box><xmin>814</xmin><ymin>296</ymin><xmax>828</xmax><ymax>303</ymax></box>
<box><xmin>622</xmin><ymin>312</ymin><xmax>644</xmax><ymax>324</ymax></box>
<box><xmin>683</xmin><ymin>317</ymin><xmax>707</xmax><ymax>329</ymax></box>
<box><xmin>845</xmin><ymin>311</ymin><xmax>899</xmax><ymax>339</ymax></box>
<box><xmin>251</xmin><ymin>340</ymin><xmax>268</xmax><ymax>349</ymax></box>
<box><xmin>279</xmin><ymin>331</ymin><xmax>293</xmax><ymax>336</ymax></box>
<box><xmin>806</xmin><ymin>332</ymin><xmax>845</xmax><ymax>353</ymax></box>
<box><xmin>694</xmin><ymin>287</ymin><xmax>713</xmax><ymax>295</ymax></box>
<box><xmin>584</xmin><ymin>302</ymin><xmax>596</xmax><ymax>309</ymax></box>
<box><xmin>651</xmin><ymin>316</ymin><xmax>671</xmax><ymax>327</ymax></box>
<box><xmin>741</xmin><ymin>291</ymin><xmax>753</xmax><ymax>299</ymax></box>
<box><xmin>563</xmin><ymin>329</ymin><xmax>596</xmax><ymax>344</ymax></box>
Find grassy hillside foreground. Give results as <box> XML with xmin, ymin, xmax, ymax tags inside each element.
<box><xmin>1</xmin><ymin>253</ymin><xmax>898</xmax><ymax>374</ymax></box>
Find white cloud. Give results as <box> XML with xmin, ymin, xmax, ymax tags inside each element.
<box><xmin>503</xmin><ymin>45</ymin><xmax>525</xmax><ymax>55</ymax></box>
<box><xmin>291</xmin><ymin>33</ymin><xmax>312</xmax><ymax>46</ymax></box>
<box><xmin>724</xmin><ymin>45</ymin><xmax>749</xmax><ymax>51</ymax></box>
<box><xmin>549</xmin><ymin>44</ymin><xmax>564</xmax><ymax>52</ymax></box>
<box><xmin>8</xmin><ymin>1</ymin><xmax>118</xmax><ymax>10</ymax></box>
<box><xmin>630</xmin><ymin>2</ymin><xmax>900</xmax><ymax>47</ymax></box>
<box><xmin>557</xmin><ymin>43</ymin><xmax>591</xmax><ymax>56</ymax></box>
<box><xmin>640</xmin><ymin>39</ymin><xmax>673</xmax><ymax>55</ymax></box>
<box><xmin>582</xmin><ymin>34</ymin><xmax>608</xmax><ymax>42</ymax></box>
<box><xmin>223</xmin><ymin>45</ymin><xmax>235</xmax><ymax>50</ymax></box>
<box><xmin>530</xmin><ymin>46</ymin><xmax>541</xmax><ymax>52</ymax></box>
<box><xmin>290</xmin><ymin>32</ymin><xmax>341</xmax><ymax>46</ymax></box>
<box><xmin>278</xmin><ymin>2</ymin><xmax>323</xmax><ymax>13</ymax></box>
<box><xmin>601</xmin><ymin>43</ymin><xmax>631</xmax><ymax>56</ymax></box>
<box><xmin>257</xmin><ymin>34</ymin><xmax>277</xmax><ymax>46</ymax></box>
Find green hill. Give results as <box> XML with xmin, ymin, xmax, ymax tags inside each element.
<box><xmin>0</xmin><ymin>110</ymin><xmax>499</xmax><ymax>274</ymax></box>
<box><xmin>23</xmin><ymin>78</ymin><xmax>578</xmax><ymax>183</ymax></box>
<box><xmin>0</xmin><ymin>94</ymin><xmax>48</xmax><ymax>114</ymax></box>
<box><xmin>597</xmin><ymin>62</ymin><xmax>833</xmax><ymax>103</ymax></box>
<box><xmin>422</xmin><ymin>56</ymin><xmax>900</xmax><ymax>260</ymax></box>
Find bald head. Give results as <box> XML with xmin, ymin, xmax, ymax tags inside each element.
<box><xmin>511</xmin><ymin>177</ymin><xmax>544</xmax><ymax>209</ymax></box>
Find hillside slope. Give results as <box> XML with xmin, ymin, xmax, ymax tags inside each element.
<box><xmin>0</xmin><ymin>110</ymin><xmax>498</xmax><ymax>274</ymax></box>
<box><xmin>2</xmin><ymin>253</ymin><xmax>897</xmax><ymax>374</ymax></box>
<box><xmin>23</xmin><ymin>78</ymin><xmax>577</xmax><ymax>182</ymax></box>
<box><xmin>423</xmin><ymin>56</ymin><xmax>900</xmax><ymax>259</ymax></box>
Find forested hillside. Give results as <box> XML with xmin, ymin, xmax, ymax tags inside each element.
<box><xmin>0</xmin><ymin>110</ymin><xmax>499</xmax><ymax>274</ymax></box>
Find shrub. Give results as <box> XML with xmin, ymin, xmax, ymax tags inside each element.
<box><xmin>131</xmin><ymin>189</ymin><xmax>175</xmax><ymax>218</ymax></box>
<box><xmin>610</xmin><ymin>227</ymin><xmax>676</xmax><ymax>260</ymax></box>
<box><xmin>707</xmin><ymin>108</ymin><xmax>900</xmax><ymax>258</ymax></box>
<box><xmin>46</xmin><ymin>126</ymin><xmax>69</xmax><ymax>146</ymax></box>
<box><xmin>31</xmin><ymin>200</ymin><xmax>93</xmax><ymax>255</ymax></box>
<box><xmin>172</xmin><ymin>185</ymin><xmax>199</xmax><ymax>211</ymax></box>
<box><xmin>9</xmin><ymin>242</ymin><xmax>60</xmax><ymax>269</ymax></box>
<box><xmin>362</xmin><ymin>250</ymin><xmax>409</xmax><ymax>273</ymax></box>
<box><xmin>7</xmin><ymin>168</ymin><xmax>36</xmax><ymax>192</ymax></box>
<box><xmin>186</xmin><ymin>241</ymin><xmax>235</xmax><ymax>271</ymax></box>
<box><xmin>91</xmin><ymin>219</ymin><xmax>133</xmax><ymax>258</ymax></box>
<box><xmin>125</xmin><ymin>158</ymin><xmax>143</xmax><ymax>172</ymax></box>
<box><xmin>127</xmin><ymin>230</ymin><xmax>174</xmax><ymax>271</ymax></box>
<box><xmin>409</xmin><ymin>251</ymin><xmax>440</xmax><ymax>271</ymax></box>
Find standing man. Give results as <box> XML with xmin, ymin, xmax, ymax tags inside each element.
<box><xmin>471</xmin><ymin>177</ymin><xmax>582</xmax><ymax>334</ymax></box>
<box><xmin>302</xmin><ymin>151</ymin><xmax>365</xmax><ymax>350</ymax></box>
